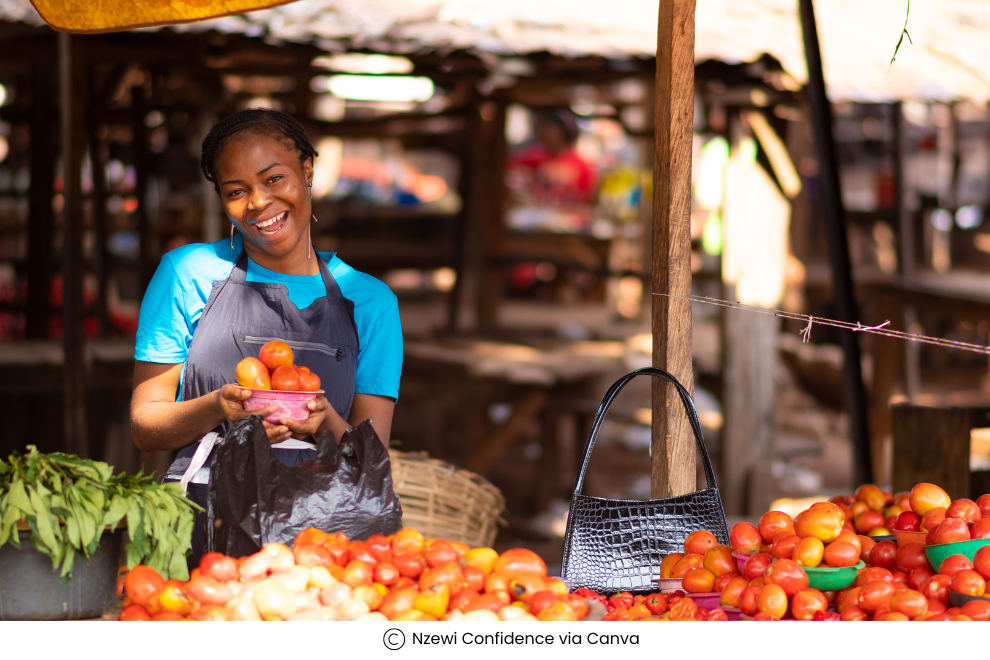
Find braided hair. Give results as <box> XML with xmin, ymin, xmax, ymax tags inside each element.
<box><xmin>201</xmin><ymin>108</ymin><xmax>318</xmax><ymax>194</ymax></box>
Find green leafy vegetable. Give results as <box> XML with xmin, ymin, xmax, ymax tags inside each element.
<box><xmin>0</xmin><ymin>446</ymin><xmax>201</xmax><ymax>581</ymax></box>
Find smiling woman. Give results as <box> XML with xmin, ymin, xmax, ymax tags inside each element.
<box><xmin>129</xmin><ymin>109</ymin><xmax>403</xmax><ymax>567</ymax></box>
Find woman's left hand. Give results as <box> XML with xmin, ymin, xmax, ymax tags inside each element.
<box><xmin>268</xmin><ymin>395</ymin><xmax>330</xmax><ymax>441</ymax></box>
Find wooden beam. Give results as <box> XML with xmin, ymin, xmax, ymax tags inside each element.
<box><xmin>651</xmin><ymin>0</ymin><xmax>697</xmax><ymax>498</ymax></box>
<box><xmin>60</xmin><ymin>33</ymin><xmax>89</xmax><ymax>458</ymax></box>
<box><xmin>26</xmin><ymin>62</ymin><xmax>56</xmax><ymax>339</ymax></box>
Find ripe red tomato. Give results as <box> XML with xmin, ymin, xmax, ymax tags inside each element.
<box><xmin>235</xmin><ymin>357</ymin><xmax>271</xmax><ymax>389</ymax></box>
<box><xmin>921</xmin><ymin>507</ymin><xmax>947</xmax><ymax>532</ymax></box>
<box><xmin>771</xmin><ymin>534</ymin><xmax>802</xmax><ymax>560</ymax></box>
<box><xmin>756</xmin><ymin>584</ymin><xmax>788</xmax><ymax>618</ymax></box>
<box><xmin>341</xmin><ymin>559</ymin><xmax>374</xmax><ymax>587</ymax></box>
<box><xmin>293</xmin><ymin>543</ymin><xmax>333</xmax><ymax>569</ymax></box>
<box><xmin>424</xmin><ymin>539</ymin><xmax>459</xmax><ymax>567</ymax></box>
<box><xmin>124</xmin><ymin>565</ymin><xmax>165</xmax><ymax>608</ymax></box>
<box><xmin>119</xmin><ymin>603</ymin><xmax>152</xmax><ymax>621</ymax></box>
<box><xmin>683</xmin><ymin>530</ymin><xmax>718</xmax><ymax>556</ymax></box>
<box><xmin>671</xmin><ymin>553</ymin><xmax>704</xmax><ymax>578</ymax></box>
<box><xmin>823</xmin><ymin>541</ymin><xmax>859</xmax><ymax>568</ymax></box>
<box><xmin>739</xmin><ymin>585</ymin><xmax>762</xmax><ymax>617</ymax></box>
<box><xmin>758</xmin><ymin>511</ymin><xmax>795</xmax><ymax>544</ymax></box>
<box><xmin>730</xmin><ymin>522</ymin><xmax>763</xmax><ymax>555</ymax></box>
<box><xmin>974</xmin><ymin>546</ymin><xmax>990</xmax><ymax>580</ymax></box>
<box><xmin>493</xmin><ymin>548</ymin><xmax>547</xmax><ymax>575</ymax></box>
<box><xmin>199</xmin><ymin>552</ymin><xmax>239</xmax><ymax>582</ymax></box>
<box><xmin>463</xmin><ymin>565</ymin><xmax>485</xmax><ymax>592</ymax></box>
<box><xmin>720</xmin><ymin>577</ymin><xmax>749</xmax><ymax>607</ymax></box>
<box><xmin>347</xmin><ymin>541</ymin><xmax>378</xmax><ymax>565</ymax></box>
<box><xmin>270</xmin><ymin>365</ymin><xmax>301</xmax><ymax>391</ymax></box>
<box><xmin>184</xmin><ymin>574</ymin><xmax>233</xmax><ymax>606</ymax></box>
<box><xmin>894</xmin><ymin>511</ymin><xmax>921</xmax><ymax>532</ymax></box>
<box><xmin>713</xmin><ymin>571</ymin><xmax>741</xmax><ymax>593</ymax></box>
<box><xmin>977</xmin><ymin>494</ymin><xmax>990</xmax><ymax>518</ymax></box>
<box><xmin>920</xmin><ymin>574</ymin><xmax>951</xmax><ymax>603</ymax></box>
<box><xmin>789</xmin><ymin>588</ymin><xmax>828</xmax><ymax>620</ymax></box>
<box><xmin>946</xmin><ymin>498</ymin><xmax>981</xmax><ymax>525</ymax></box>
<box><xmin>854</xmin><ymin>510</ymin><xmax>885</xmax><ymax>535</ymax></box>
<box><xmin>907</xmin><ymin>567</ymin><xmax>934</xmax><ymax>590</ymax></box>
<box><xmin>703</xmin><ymin>545</ymin><xmax>737</xmax><ymax>576</ymax></box>
<box><xmin>392</xmin><ymin>528</ymin><xmax>425</xmax><ymax>555</ymax></box>
<box><xmin>660</xmin><ymin>553</ymin><xmax>684</xmax><ymax>579</ymax></box>
<box><xmin>419</xmin><ymin>561</ymin><xmax>465</xmax><ymax>596</ymax></box>
<box><xmin>938</xmin><ymin>553</ymin><xmax>973</xmax><ymax>577</ymax></box>
<box><xmin>837</xmin><ymin>586</ymin><xmax>861</xmax><ymax>613</ymax></box>
<box><xmin>889</xmin><ymin>588</ymin><xmax>928</xmax><ymax>619</ymax></box>
<box><xmin>683</xmin><ymin>567</ymin><xmax>716</xmax><ymax>593</ymax></box>
<box><xmin>855</xmin><ymin>566</ymin><xmax>893</xmax><ymax>587</ymax></box>
<box><xmin>857</xmin><ymin>580</ymin><xmax>894</xmax><ymax>613</ymax></box>
<box><xmin>373</xmin><ymin>562</ymin><xmax>400</xmax><ymax>586</ymax></box>
<box><xmin>933</xmin><ymin>519</ymin><xmax>971</xmax><ymax>545</ymax></box>
<box><xmin>259</xmin><ymin>340</ymin><xmax>293</xmax><ymax>371</ymax></box>
<box><xmin>950</xmin><ymin>569</ymin><xmax>986</xmax><ymax>596</ymax></box>
<box><xmin>841</xmin><ymin>606</ymin><xmax>868</xmax><ymax>621</ymax></box>
<box><xmin>742</xmin><ymin>553</ymin><xmax>772</xmax><ymax>581</ymax></box>
<box><xmin>764</xmin><ymin>558</ymin><xmax>808</xmax><ymax>597</ymax></box>
<box><xmin>855</xmin><ymin>484</ymin><xmax>887</xmax><ymax>511</ymax></box>
<box><xmin>895</xmin><ymin>542</ymin><xmax>930</xmax><ymax>573</ymax></box>
<box><xmin>364</xmin><ymin>534</ymin><xmax>393</xmax><ymax>564</ymax></box>
<box><xmin>869</xmin><ymin>540</ymin><xmax>898</xmax><ymax>569</ymax></box>
<box><xmin>927</xmin><ymin>598</ymin><xmax>947</xmax><ymax>616</ymax></box>
<box><xmin>297</xmin><ymin>368</ymin><xmax>321</xmax><ymax>392</ymax></box>
<box><xmin>970</xmin><ymin>518</ymin><xmax>990</xmax><ymax>540</ymax></box>
<box><xmin>910</xmin><ymin>483</ymin><xmax>952</xmax><ymax>516</ymax></box>
<box><xmin>858</xmin><ymin>536</ymin><xmax>876</xmax><ymax>563</ymax></box>
<box><xmin>961</xmin><ymin>599</ymin><xmax>990</xmax><ymax>621</ymax></box>
<box><xmin>668</xmin><ymin>596</ymin><xmax>700</xmax><ymax>621</ymax></box>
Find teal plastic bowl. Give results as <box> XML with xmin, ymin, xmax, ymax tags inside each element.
<box><xmin>924</xmin><ymin>538</ymin><xmax>990</xmax><ymax>572</ymax></box>
<box><xmin>804</xmin><ymin>561</ymin><xmax>865</xmax><ymax>591</ymax></box>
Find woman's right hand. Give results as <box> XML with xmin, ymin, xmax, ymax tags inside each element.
<box><xmin>215</xmin><ymin>385</ymin><xmax>287</xmax><ymax>443</ymax></box>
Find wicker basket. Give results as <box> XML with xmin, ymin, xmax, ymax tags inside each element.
<box><xmin>388</xmin><ymin>449</ymin><xmax>505</xmax><ymax>548</ymax></box>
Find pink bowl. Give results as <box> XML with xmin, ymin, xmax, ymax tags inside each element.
<box><xmin>683</xmin><ymin>592</ymin><xmax>722</xmax><ymax>610</ymax></box>
<box><xmin>241</xmin><ymin>387</ymin><xmax>323</xmax><ymax>423</ymax></box>
<box><xmin>654</xmin><ymin>577</ymin><xmax>683</xmax><ymax>593</ymax></box>
<box><xmin>733</xmin><ymin>551</ymin><xmax>750</xmax><ymax>574</ymax></box>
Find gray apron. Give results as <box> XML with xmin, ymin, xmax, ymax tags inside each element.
<box><xmin>163</xmin><ymin>247</ymin><xmax>358</xmax><ymax>564</ymax></box>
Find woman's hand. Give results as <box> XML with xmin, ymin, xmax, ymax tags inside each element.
<box><xmin>216</xmin><ymin>384</ymin><xmax>287</xmax><ymax>443</ymax></box>
<box><xmin>271</xmin><ymin>395</ymin><xmax>331</xmax><ymax>442</ymax></box>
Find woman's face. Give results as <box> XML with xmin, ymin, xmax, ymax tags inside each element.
<box><xmin>215</xmin><ymin>131</ymin><xmax>314</xmax><ymax>260</ymax></box>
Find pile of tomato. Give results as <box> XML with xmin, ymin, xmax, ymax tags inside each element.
<box><xmin>649</xmin><ymin>481</ymin><xmax>990</xmax><ymax>621</ymax></box>
<box><xmin>119</xmin><ymin>527</ymin><xmax>589</xmax><ymax>621</ymax></box>
<box><xmin>236</xmin><ymin>340</ymin><xmax>321</xmax><ymax>391</ymax></box>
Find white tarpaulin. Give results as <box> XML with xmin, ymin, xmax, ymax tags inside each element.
<box><xmin>3</xmin><ymin>0</ymin><xmax>990</xmax><ymax>102</ymax></box>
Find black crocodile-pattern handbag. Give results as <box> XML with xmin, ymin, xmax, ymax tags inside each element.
<box><xmin>561</xmin><ymin>367</ymin><xmax>729</xmax><ymax>593</ymax></box>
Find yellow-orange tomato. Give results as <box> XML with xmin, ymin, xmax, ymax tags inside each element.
<box><xmin>833</xmin><ymin>530</ymin><xmax>862</xmax><ymax>554</ymax></box>
<box><xmin>683</xmin><ymin>567</ymin><xmax>717</xmax><ymax>593</ymax></box>
<box><xmin>493</xmin><ymin>548</ymin><xmax>547</xmax><ymax>576</ymax></box>
<box><xmin>235</xmin><ymin>357</ymin><xmax>272</xmax><ymax>390</ymax></box>
<box><xmin>790</xmin><ymin>588</ymin><xmax>828</xmax><ymax>620</ymax></box>
<box><xmin>791</xmin><ymin>537</ymin><xmax>824</xmax><ymax>568</ymax></box>
<box><xmin>702</xmin><ymin>545</ymin><xmax>737</xmax><ymax>576</ymax></box>
<box><xmin>889</xmin><ymin>589</ymin><xmax>928</xmax><ymax>619</ymax></box>
<box><xmin>683</xmin><ymin>530</ymin><xmax>718</xmax><ymax>556</ymax></box>
<box><xmin>758</xmin><ymin>511</ymin><xmax>795</xmax><ymax>544</ymax></box>
<box><xmin>921</xmin><ymin>507</ymin><xmax>947</xmax><ymax>533</ymax></box>
<box><xmin>463</xmin><ymin>548</ymin><xmax>498</xmax><ymax>575</ymax></box>
<box><xmin>670</xmin><ymin>553</ymin><xmax>704</xmax><ymax>579</ymax></box>
<box><xmin>392</xmin><ymin>528</ymin><xmax>425</xmax><ymax>555</ymax></box>
<box><xmin>794</xmin><ymin>507</ymin><xmax>844</xmax><ymax>543</ymax></box>
<box><xmin>910</xmin><ymin>483</ymin><xmax>952</xmax><ymax>516</ymax></box>
<box><xmin>720</xmin><ymin>576</ymin><xmax>750</xmax><ymax>608</ymax></box>
<box><xmin>756</xmin><ymin>584</ymin><xmax>788</xmax><ymax>619</ymax></box>
<box><xmin>855</xmin><ymin>484</ymin><xmax>887</xmax><ymax>511</ymax></box>
<box><xmin>849</xmin><ymin>500</ymin><xmax>869</xmax><ymax>519</ymax></box>
<box><xmin>660</xmin><ymin>553</ymin><xmax>684</xmax><ymax>579</ymax></box>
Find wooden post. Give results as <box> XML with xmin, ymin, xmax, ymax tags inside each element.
<box><xmin>26</xmin><ymin>62</ymin><xmax>56</xmax><ymax>340</ymax></box>
<box><xmin>87</xmin><ymin>68</ymin><xmax>110</xmax><ymax>337</ymax></box>
<box><xmin>60</xmin><ymin>33</ymin><xmax>89</xmax><ymax>458</ymax></box>
<box><xmin>652</xmin><ymin>0</ymin><xmax>697</xmax><ymax>498</ymax></box>
<box><xmin>799</xmin><ymin>0</ymin><xmax>872</xmax><ymax>486</ymax></box>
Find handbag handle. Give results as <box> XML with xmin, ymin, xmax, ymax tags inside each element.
<box><xmin>572</xmin><ymin>366</ymin><xmax>719</xmax><ymax>497</ymax></box>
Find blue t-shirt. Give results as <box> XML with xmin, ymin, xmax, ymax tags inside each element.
<box><xmin>135</xmin><ymin>236</ymin><xmax>402</xmax><ymax>401</ymax></box>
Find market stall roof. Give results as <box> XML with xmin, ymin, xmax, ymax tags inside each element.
<box><xmin>3</xmin><ymin>0</ymin><xmax>990</xmax><ymax>102</ymax></box>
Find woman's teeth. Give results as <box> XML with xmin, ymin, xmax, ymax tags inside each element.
<box><xmin>256</xmin><ymin>211</ymin><xmax>287</xmax><ymax>235</ymax></box>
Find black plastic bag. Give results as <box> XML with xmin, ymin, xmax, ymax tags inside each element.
<box><xmin>206</xmin><ymin>416</ymin><xmax>402</xmax><ymax>558</ymax></box>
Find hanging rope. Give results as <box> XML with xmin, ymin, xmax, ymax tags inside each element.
<box><xmin>652</xmin><ymin>291</ymin><xmax>990</xmax><ymax>356</ymax></box>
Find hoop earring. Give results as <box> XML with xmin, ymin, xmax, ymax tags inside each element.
<box><xmin>230</xmin><ymin>223</ymin><xmax>235</xmax><ymax>251</ymax></box>
<box><xmin>311</xmin><ymin>214</ymin><xmax>318</xmax><ymax>223</ymax></box>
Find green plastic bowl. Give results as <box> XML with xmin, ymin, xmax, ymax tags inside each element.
<box><xmin>804</xmin><ymin>561</ymin><xmax>865</xmax><ymax>591</ymax></box>
<box><xmin>924</xmin><ymin>538</ymin><xmax>990</xmax><ymax>571</ymax></box>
